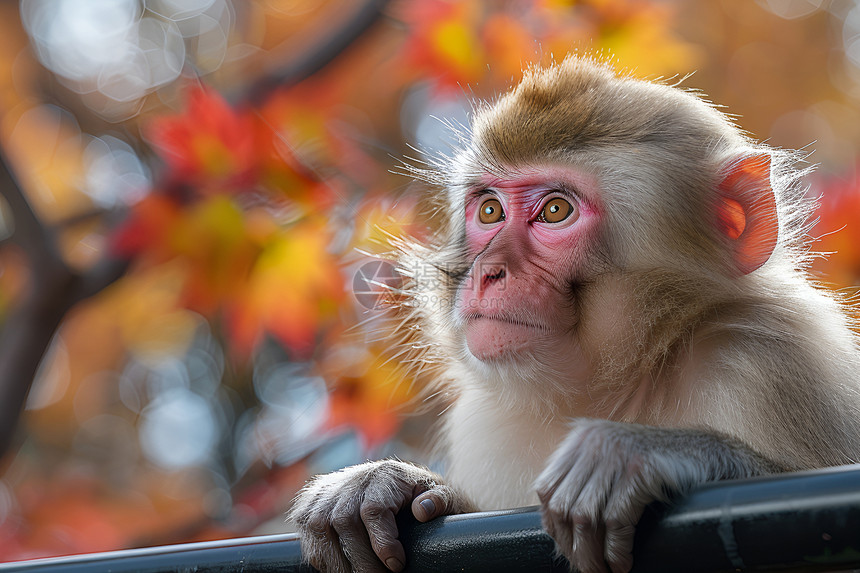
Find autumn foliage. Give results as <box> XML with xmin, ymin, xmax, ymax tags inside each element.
<box><xmin>2</xmin><ymin>0</ymin><xmax>860</xmax><ymax>563</ymax></box>
<box><xmin>113</xmin><ymin>86</ymin><xmax>342</xmax><ymax>357</ymax></box>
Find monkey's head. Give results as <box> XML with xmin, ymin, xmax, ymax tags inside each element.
<box><xmin>404</xmin><ymin>55</ymin><xmax>812</xmax><ymax>406</ymax></box>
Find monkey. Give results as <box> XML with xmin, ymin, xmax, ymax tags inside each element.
<box><xmin>287</xmin><ymin>54</ymin><xmax>860</xmax><ymax>573</ymax></box>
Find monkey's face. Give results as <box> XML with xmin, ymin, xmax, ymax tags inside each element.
<box><xmin>456</xmin><ymin>166</ymin><xmax>602</xmax><ymax>364</ymax></box>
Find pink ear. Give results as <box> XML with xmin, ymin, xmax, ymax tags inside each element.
<box><xmin>716</xmin><ymin>154</ymin><xmax>778</xmax><ymax>275</ymax></box>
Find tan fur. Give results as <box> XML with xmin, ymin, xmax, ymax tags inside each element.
<box><xmin>399</xmin><ymin>54</ymin><xmax>860</xmax><ymax>500</ymax></box>
<box><xmin>291</xmin><ymin>55</ymin><xmax>860</xmax><ymax>573</ymax></box>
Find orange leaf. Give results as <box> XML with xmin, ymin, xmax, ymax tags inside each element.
<box><xmin>481</xmin><ymin>14</ymin><xmax>535</xmax><ymax>81</ymax></box>
<box><xmin>238</xmin><ymin>222</ymin><xmax>345</xmax><ymax>355</ymax></box>
<box><xmin>399</xmin><ymin>0</ymin><xmax>486</xmax><ymax>88</ymax></box>
<box><xmin>812</xmin><ymin>171</ymin><xmax>860</xmax><ymax>287</ymax></box>
<box><xmin>323</xmin><ymin>349</ymin><xmax>416</xmax><ymax>448</ymax></box>
<box><xmin>145</xmin><ymin>84</ymin><xmax>258</xmax><ymax>189</ymax></box>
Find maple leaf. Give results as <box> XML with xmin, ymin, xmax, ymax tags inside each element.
<box><xmin>592</xmin><ymin>4</ymin><xmax>702</xmax><ymax>77</ymax></box>
<box><xmin>169</xmin><ymin>196</ymin><xmax>260</xmax><ymax>316</ymax></box>
<box><xmin>256</xmin><ymin>86</ymin><xmax>351</xmax><ymax>209</ymax></box>
<box><xmin>399</xmin><ymin>0</ymin><xmax>486</xmax><ymax>89</ymax></box>
<box><xmin>321</xmin><ymin>346</ymin><xmax>416</xmax><ymax>449</ymax></box>
<box><xmin>350</xmin><ymin>194</ymin><xmax>427</xmax><ymax>254</ymax></box>
<box><xmin>110</xmin><ymin>194</ymin><xmax>182</xmax><ymax>259</ymax></box>
<box><xmin>145</xmin><ymin>85</ymin><xmax>258</xmax><ymax>190</ymax></box>
<box><xmin>811</xmin><ymin>171</ymin><xmax>860</xmax><ymax>288</ymax></box>
<box><xmin>481</xmin><ymin>14</ymin><xmax>538</xmax><ymax>81</ymax></box>
<box><xmin>228</xmin><ymin>221</ymin><xmax>345</xmax><ymax>357</ymax></box>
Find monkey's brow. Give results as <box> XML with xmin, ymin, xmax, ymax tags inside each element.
<box><xmin>548</xmin><ymin>182</ymin><xmax>580</xmax><ymax>200</ymax></box>
<box><xmin>464</xmin><ymin>182</ymin><xmax>582</xmax><ymax>204</ymax></box>
<box><xmin>466</xmin><ymin>187</ymin><xmax>498</xmax><ymax>200</ymax></box>
<box><xmin>465</xmin><ymin>185</ymin><xmax>499</xmax><ymax>203</ymax></box>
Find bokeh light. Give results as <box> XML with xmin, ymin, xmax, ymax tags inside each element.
<box><xmin>3</xmin><ymin>0</ymin><xmax>860</xmax><ymax>563</ymax></box>
<box><xmin>21</xmin><ymin>0</ymin><xmax>232</xmax><ymax>121</ymax></box>
<box><xmin>140</xmin><ymin>387</ymin><xmax>219</xmax><ymax>470</ymax></box>
<box><xmin>82</xmin><ymin>135</ymin><xmax>151</xmax><ymax>208</ymax></box>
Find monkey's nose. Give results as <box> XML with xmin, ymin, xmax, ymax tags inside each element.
<box><xmin>480</xmin><ymin>266</ymin><xmax>506</xmax><ymax>291</ymax></box>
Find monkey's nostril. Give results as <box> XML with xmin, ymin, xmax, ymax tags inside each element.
<box><xmin>482</xmin><ymin>267</ymin><xmax>506</xmax><ymax>288</ymax></box>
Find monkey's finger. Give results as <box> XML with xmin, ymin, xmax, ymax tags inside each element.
<box><xmin>536</xmin><ymin>446</ymin><xmax>592</xmax><ymax>511</ymax></box>
<box><xmin>331</xmin><ymin>500</ymin><xmax>389</xmax><ymax>573</ymax></box>
<box><xmin>535</xmin><ymin>430</ymin><xmax>588</xmax><ymax>498</ymax></box>
<box><xmin>602</xmin><ymin>472</ymin><xmax>648</xmax><ymax>573</ymax></box>
<box><xmin>538</xmin><ymin>467</ymin><xmax>592</xmax><ymax>568</ymax></box>
<box><xmin>572</xmin><ymin>514</ymin><xmax>609</xmax><ymax>573</ymax></box>
<box><xmin>411</xmin><ymin>484</ymin><xmax>465</xmax><ymax>522</ymax></box>
<box><xmin>360</xmin><ymin>504</ymin><xmax>407</xmax><ymax>572</ymax></box>
<box><xmin>569</xmin><ymin>472</ymin><xmax>612</xmax><ymax>573</ymax></box>
<box><xmin>302</xmin><ymin>513</ymin><xmax>352</xmax><ymax>573</ymax></box>
<box><xmin>334</xmin><ymin>523</ymin><xmax>389</xmax><ymax>573</ymax></box>
<box><xmin>602</xmin><ymin>506</ymin><xmax>646</xmax><ymax>573</ymax></box>
<box><xmin>539</xmin><ymin>503</ymin><xmax>574</xmax><ymax>563</ymax></box>
<box><xmin>603</xmin><ymin>520</ymin><xmax>635</xmax><ymax>573</ymax></box>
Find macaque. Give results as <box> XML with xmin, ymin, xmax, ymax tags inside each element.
<box><xmin>288</xmin><ymin>55</ymin><xmax>860</xmax><ymax>573</ymax></box>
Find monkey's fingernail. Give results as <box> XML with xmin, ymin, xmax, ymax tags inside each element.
<box><xmin>419</xmin><ymin>498</ymin><xmax>437</xmax><ymax>516</ymax></box>
<box><xmin>385</xmin><ymin>557</ymin><xmax>404</xmax><ymax>571</ymax></box>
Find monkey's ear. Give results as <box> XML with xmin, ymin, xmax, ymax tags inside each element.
<box><xmin>716</xmin><ymin>154</ymin><xmax>778</xmax><ymax>275</ymax></box>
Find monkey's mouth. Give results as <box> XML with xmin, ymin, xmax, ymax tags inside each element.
<box><xmin>463</xmin><ymin>313</ymin><xmax>554</xmax><ymax>361</ymax></box>
<box><xmin>466</xmin><ymin>313</ymin><xmax>549</xmax><ymax>331</ymax></box>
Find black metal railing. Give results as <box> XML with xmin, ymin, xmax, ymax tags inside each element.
<box><xmin>1</xmin><ymin>464</ymin><xmax>859</xmax><ymax>573</ymax></box>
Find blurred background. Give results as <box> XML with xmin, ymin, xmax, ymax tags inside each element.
<box><xmin>0</xmin><ymin>0</ymin><xmax>859</xmax><ymax>561</ymax></box>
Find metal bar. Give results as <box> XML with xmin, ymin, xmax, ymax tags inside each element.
<box><xmin>1</xmin><ymin>465</ymin><xmax>859</xmax><ymax>572</ymax></box>
<box><xmin>0</xmin><ymin>534</ymin><xmax>314</xmax><ymax>573</ymax></box>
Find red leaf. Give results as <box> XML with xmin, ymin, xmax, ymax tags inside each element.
<box><xmin>145</xmin><ymin>85</ymin><xmax>258</xmax><ymax>189</ymax></box>
<box><xmin>110</xmin><ymin>195</ymin><xmax>181</xmax><ymax>258</ymax></box>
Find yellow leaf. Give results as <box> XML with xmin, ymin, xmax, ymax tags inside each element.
<box><xmin>247</xmin><ymin>222</ymin><xmax>344</xmax><ymax>352</ymax></box>
<box><xmin>432</xmin><ymin>20</ymin><xmax>483</xmax><ymax>75</ymax></box>
<box><xmin>110</xmin><ymin>264</ymin><xmax>199</xmax><ymax>364</ymax></box>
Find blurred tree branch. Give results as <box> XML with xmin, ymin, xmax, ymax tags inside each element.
<box><xmin>0</xmin><ymin>0</ymin><xmax>392</xmax><ymax>461</ymax></box>
<box><xmin>242</xmin><ymin>0</ymin><xmax>391</xmax><ymax>106</ymax></box>
<box><xmin>0</xmin><ymin>150</ymin><xmax>129</xmax><ymax>458</ymax></box>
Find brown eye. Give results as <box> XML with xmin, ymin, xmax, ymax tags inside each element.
<box><xmin>479</xmin><ymin>198</ymin><xmax>505</xmax><ymax>224</ymax></box>
<box><xmin>540</xmin><ymin>198</ymin><xmax>574</xmax><ymax>223</ymax></box>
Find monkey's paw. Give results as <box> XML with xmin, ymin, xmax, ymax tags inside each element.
<box><xmin>288</xmin><ymin>459</ymin><xmax>471</xmax><ymax>573</ymax></box>
<box><xmin>535</xmin><ymin>419</ymin><xmax>709</xmax><ymax>573</ymax></box>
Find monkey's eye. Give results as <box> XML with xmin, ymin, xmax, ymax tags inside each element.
<box><xmin>539</xmin><ymin>197</ymin><xmax>575</xmax><ymax>223</ymax></box>
<box><xmin>478</xmin><ymin>198</ymin><xmax>505</xmax><ymax>224</ymax></box>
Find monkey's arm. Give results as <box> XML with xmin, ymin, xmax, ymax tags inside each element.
<box><xmin>535</xmin><ymin>418</ymin><xmax>789</xmax><ymax>573</ymax></box>
<box><xmin>288</xmin><ymin>459</ymin><xmax>475</xmax><ymax>573</ymax></box>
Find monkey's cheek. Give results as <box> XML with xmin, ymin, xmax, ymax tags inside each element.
<box><xmin>465</xmin><ymin>318</ymin><xmax>539</xmax><ymax>361</ymax></box>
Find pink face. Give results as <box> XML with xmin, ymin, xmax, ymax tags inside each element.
<box><xmin>459</xmin><ymin>166</ymin><xmax>602</xmax><ymax>362</ymax></box>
